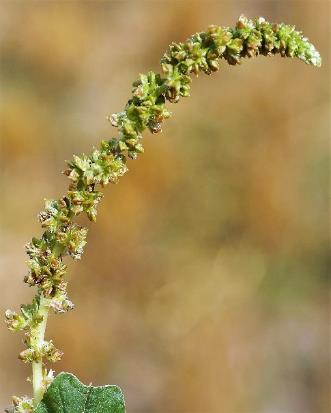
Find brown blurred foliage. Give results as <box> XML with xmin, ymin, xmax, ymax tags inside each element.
<box><xmin>0</xmin><ymin>1</ymin><xmax>330</xmax><ymax>412</ymax></box>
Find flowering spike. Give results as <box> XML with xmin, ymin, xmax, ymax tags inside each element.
<box><xmin>5</xmin><ymin>16</ymin><xmax>320</xmax><ymax>410</ymax></box>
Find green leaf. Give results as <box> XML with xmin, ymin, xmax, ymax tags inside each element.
<box><xmin>35</xmin><ymin>373</ymin><xmax>125</xmax><ymax>413</ymax></box>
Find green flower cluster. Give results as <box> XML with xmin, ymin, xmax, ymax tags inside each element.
<box><xmin>5</xmin><ymin>15</ymin><xmax>320</xmax><ymax>411</ymax></box>
<box><xmin>161</xmin><ymin>15</ymin><xmax>320</xmax><ymax>102</ymax></box>
<box><xmin>9</xmin><ymin>397</ymin><xmax>33</xmax><ymax>413</ymax></box>
<box><xmin>5</xmin><ymin>297</ymin><xmax>43</xmax><ymax>332</ymax></box>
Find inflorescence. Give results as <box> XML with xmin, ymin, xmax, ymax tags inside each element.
<box><xmin>5</xmin><ymin>15</ymin><xmax>321</xmax><ymax>412</ymax></box>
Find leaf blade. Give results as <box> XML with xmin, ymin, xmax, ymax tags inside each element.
<box><xmin>35</xmin><ymin>373</ymin><xmax>125</xmax><ymax>413</ymax></box>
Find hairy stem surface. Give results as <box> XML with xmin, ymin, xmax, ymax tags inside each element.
<box><xmin>31</xmin><ymin>296</ymin><xmax>49</xmax><ymax>407</ymax></box>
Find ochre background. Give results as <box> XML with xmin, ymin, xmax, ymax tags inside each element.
<box><xmin>0</xmin><ymin>1</ymin><xmax>329</xmax><ymax>412</ymax></box>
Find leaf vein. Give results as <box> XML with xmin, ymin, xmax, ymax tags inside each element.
<box><xmin>59</xmin><ymin>385</ymin><xmax>68</xmax><ymax>413</ymax></box>
<box><xmin>82</xmin><ymin>384</ymin><xmax>93</xmax><ymax>413</ymax></box>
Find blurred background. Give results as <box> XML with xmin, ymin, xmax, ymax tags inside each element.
<box><xmin>0</xmin><ymin>1</ymin><xmax>329</xmax><ymax>412</ymax></box>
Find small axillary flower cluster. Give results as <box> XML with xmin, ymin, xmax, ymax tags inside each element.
<box><xmin>4</xmin><ymin>15</ymin><xmax>320</xmax><ymax>412</ymax></box>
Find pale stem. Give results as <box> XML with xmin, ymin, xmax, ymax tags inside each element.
<box><xmin>31</xmin><ymin>295</ymin><xmax>49</xmax><ymax>407</ymax></box>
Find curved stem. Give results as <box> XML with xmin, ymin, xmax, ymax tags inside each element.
<box><xmin>31</xmin><ymin>295</ymin><xmax>49</xmax><ymax>407</ymax></box>
<box><xmin>4</xmin><ymin>15</ymin><xmax>321</xmax><ymax>410</ymax></box>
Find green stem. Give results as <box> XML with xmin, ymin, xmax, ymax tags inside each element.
<box><xmin>31</xmin><ymin>295</ymin><xmax>49</xmax><ymax>407</ymax></box>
